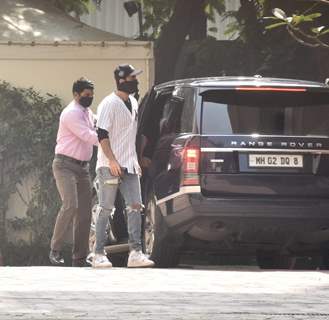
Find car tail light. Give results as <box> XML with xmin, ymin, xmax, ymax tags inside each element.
<box><xmin>235</xmin><ymin>87</ymin><xmax>306</xmax><ymax>92</ymax></box>
<box><xmin>182</xmin><ymin>146</ymin><xmax>200</xmax><ymax>186</ymax></box>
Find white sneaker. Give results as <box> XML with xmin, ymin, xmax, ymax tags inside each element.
<box><xmin>92</xmin><ymin>254</ymin><xmax>113</xmax><ymax>268</ymax></box>
<box><xmin>127</xmin><ymin>250</ymin><xmax>155</xmax><ymax>268</ymax></box>
<box><xmin>86</xmin><ymin>252</ymin><xmax>95</xmax><ymax>266</ymax></box>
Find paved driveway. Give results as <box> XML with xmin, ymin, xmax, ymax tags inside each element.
<box><xmin>0</xmin><ymin>266</ymin><xmax>329</xmax><ymax>319</ymax></box>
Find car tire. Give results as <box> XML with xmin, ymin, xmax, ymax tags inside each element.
<box><xmin>143</xmin><ymin>194</ymin><xmax>180</xmax><ymax>268</ymax></box>
<box><xmin>320</xmin><ymin>247</ymin><xmax>329</xmax><ymax>270</ymax></box>
<box><xmin>256</xmin><ymin>250</ymin><xmax>296</xmax><ymax>269</ymax></box>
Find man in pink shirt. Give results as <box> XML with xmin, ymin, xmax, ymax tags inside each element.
<box><xmin>49</xmin><ymin>77</ymin><xmax>98</xmax><ymax>267</ymax></box>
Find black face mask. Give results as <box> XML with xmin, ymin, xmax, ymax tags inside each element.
<box><xmin>118</xmin><ymin>79</ymin><xmax>139</xmax><ymax>94</ymax></box>
<box><xmin>79</xmin><ymin>96</ymin><xmax>93</xmax><ymax>108</ymax></box>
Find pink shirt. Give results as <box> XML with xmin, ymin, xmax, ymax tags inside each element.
<box><xmin>55</xmin><ymin>100</ymin><xmax>98</xmax><ymax>161</ymax></box>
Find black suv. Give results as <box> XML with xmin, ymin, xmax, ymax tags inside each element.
<box><xmin>136</xmin><ymin>76</ymin><xmax>329</xmax><ymax>269</ymax></box>
<box><xmin>91</xmin><ymin>76</ymin><xmax>329</xmax><ymax>269</ymax></box>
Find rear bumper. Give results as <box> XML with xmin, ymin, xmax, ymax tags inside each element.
<box><xmin>157</xmin><ymin>188</ymin><xmax>329</xmax><ymax>245</ymax></box>
<box><xmin>159</xmin><ymin>190</ymin><xmax>329</xmax><ymax>223</ymax></box>
<box><xmin>191</xmin><ymin>196</ymin><xmax>329</xmax><ymax>219</ymax></box>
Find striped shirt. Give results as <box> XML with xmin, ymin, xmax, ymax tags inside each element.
<box><xmin>96</xmin><ymin>92</ymin><xmax>141</xmax><ymax>174</ymax></box>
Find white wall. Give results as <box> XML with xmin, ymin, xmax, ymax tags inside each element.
<box><xmin>0</xmin><ymin>41</ymin><xmax>154</xmax><ymax>106</ymax></box>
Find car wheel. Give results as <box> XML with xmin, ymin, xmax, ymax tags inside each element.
<box><xmin>143</xmin><ymin>194</ymin><xmax>180</xmax><ymax>268</ymax></box>
<box><xmin>320</xmin><ymin>247</ymin><xmax>329</xmax><ymax>270</ymax></box>
<box><xmin>256</xmin><ymin>250</ymin><xmax>296</xmax><ymax>269</ymax></box>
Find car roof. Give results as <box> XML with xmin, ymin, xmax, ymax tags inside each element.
<box><xmin>154</xmin><ymin>76</ymin><xmax>329</xmax><ymax>91</ymax></box>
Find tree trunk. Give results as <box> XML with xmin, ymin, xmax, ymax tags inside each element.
<box><xmin>189</xmin><ymin>6</ymin><xmax>207</xmax><ymax>40</ymax></box>
<box><xmin>154</xmin><ymin>0</ymin><xmax>207</xmax><ymax>84</ymax></box>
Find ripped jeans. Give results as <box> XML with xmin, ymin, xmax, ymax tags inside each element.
<box><xmin>95</xmin><ymin>167</ymin><xmax>143</xmax><ymax>254</ymax></box>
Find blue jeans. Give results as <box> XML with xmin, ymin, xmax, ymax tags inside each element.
<box><xmin>95</xmin><ymin>167</ymin><xmax>143</xmax><ymax>253</ymax></box>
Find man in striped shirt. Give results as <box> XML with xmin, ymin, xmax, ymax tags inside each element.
<box><xmin>93</xmin><ymin>64</ymin><xmax>155</xmax><ymax>268</ymax></box>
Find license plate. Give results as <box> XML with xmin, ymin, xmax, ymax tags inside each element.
<box><xmin>249</xmin><ymin>154</ymin><xmax>303</xmax><ymax>168</ymax></box>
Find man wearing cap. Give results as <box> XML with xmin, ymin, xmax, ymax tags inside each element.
<box><xmin>49</xmin><ymin>77</ymin><xmax>98</xmax><ymax>267</ymax></box>
<box><xmin>93</xmin><ymin>64</ymin><xmax>155</xmax><ymax>268</ymax></box>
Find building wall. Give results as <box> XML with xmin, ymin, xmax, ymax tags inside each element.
<box><xmin>81</xmin><ymin>0</ymin><xmax>240</xmax><ymax>40</ymax></box>
<box><xmin>0</xmin><ymin>41</ymin><xmax>154</xmax><ymax>106</ymax></box>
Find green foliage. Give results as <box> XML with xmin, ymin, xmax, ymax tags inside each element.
<box><xmin>0</xmin><ymin>82</ymin><xmax>63</xmax><ymax>265</ymax></box>
<box><xmin>176</xmin><ymin>37</ymin><xmax>319</xmax><ymax>84</ymax></box>
<box><xmin>223</xmin><ymin>1</ymin><xmax>329</xmax><ymax>49</ymax></box>
<box><xmin>263</xmin><ymin>2</ymin><xmax>329</xmax><ymax>49</ymax></box>
<box><xmin>94</xmin><ymin>0</ymin><xmax>225</xmax><ymax>40</ymax></box>
<box><xmin>176</xmin><ymin>39</ymin><xmax>249</xmax><ymax>79</ymax></box>
<box><xmin>174</xmin><ymin>1</ymin><xmax>322</xmax><ymax>82</ymax></box>
<box><xmin>268</xmin><ymin>8</ymin><xmax>324</xmax><ymax>27</ymax></box>
<box><xmin>223</xmin><ymin>0</ymin><xmax>264</xmax><ymax>43</ymax></box>
<box><xmin>142</xmin><ymin>0</ymin><xmax>225</xmax><ymax>40</ymax></box>
<box><xmin>137</xmin><ymin>0</ymin><xmax>176</xmax><ymax>39</ymax></box>
<box><xmin>205</xmin><ymin>0</ymin><xmax>225</xmax><ymax>22</ymax></box>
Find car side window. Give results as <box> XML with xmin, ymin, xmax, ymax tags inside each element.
<box><xmin>159</xmin><ymin>96</ymin><xmax>184</xmax><ymax>136</ymax></box>
<box><xmin>157</xmin><ymin>87</ymin><xmax>196</xmax><ymax>136</ymax></box>
<box><xmin>141</xmin><ymin>90</ymin><xmax>173</xmax><ymax>159</ymax></box>
<box><xmin>180</xmin><ymin>87</ymin><xmax>196</xmax><ymax>134</ymax></box>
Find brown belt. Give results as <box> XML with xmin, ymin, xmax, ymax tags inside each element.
<box><xmin>55</xmin><ymin>154</ymin><xmax>89</xmax><ymax>166</ymax></box>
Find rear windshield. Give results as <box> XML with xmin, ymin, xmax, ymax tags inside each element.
<box><xmin>202</xmin><ymin>90</ymin><xmax>329</xmax><ymax>136</ymax></box>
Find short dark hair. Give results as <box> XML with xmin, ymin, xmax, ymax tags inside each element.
<box><xmin>72</xmin><ymin>77</ymin><xmax>94</xmax><ymax>94</ymax></box>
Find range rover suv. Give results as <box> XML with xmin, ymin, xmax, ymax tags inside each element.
<box><xmin>136</xmin><ymin>76</ymin><xmax>329</xmax><ymax>269</ymax></box>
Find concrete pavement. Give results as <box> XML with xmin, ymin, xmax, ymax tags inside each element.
<box><xmin>0</xmin><ymin>266</ymin><xmax>329</xmax><ymax>319</ymax></box>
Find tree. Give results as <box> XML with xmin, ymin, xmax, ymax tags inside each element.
<box><xmin>92</xmin><ymin>0</ymin><xmax>225</xmax><ymax>83</ymax></box>
<box><xmin>155</xmin><ymin>0</ymin><xmax>208</xmax><ymax>83</ymax></box>
<box><xmin>0</xmin><ymin>82</ymin><xmax>62</xmax><ymax>265</ymax></box>
<box><xmin>47</xmin><ymin>0</ymin><xmax>329</xmax><ymax>80</ymax></box>
<box><xmin>263</xmin><ymin>1</ymin><xmax>329</xmax><ymax>49</ymax></box>
<box><xmin>142</xmin><ymin>0</ymin><xmax>227</xmax><ymax>83</ymax></box>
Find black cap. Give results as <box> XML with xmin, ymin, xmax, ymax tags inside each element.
<box><xmin>114</xmin><ymin>64</ymin><xmax>142</xmax><ymax>81</ymax></box>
